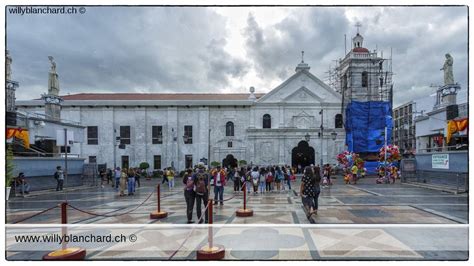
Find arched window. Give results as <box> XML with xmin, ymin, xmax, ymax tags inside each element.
<box><xmin>263</xmin><ymin>114</ymin><xmax>271</xmax><ymax>129</ymax></box>
<box><xmin>362</xmin><ymin>71</ymin><xmax>368</xmax><ymax>87</ymax></box>
<box><xmin>335</xmin><ymin>114</ymin><xmax>343</xmax><ymax>128</ymax></box>
<box><xmin>226</xmin><ymin>121</ymin><xmax>234</xmax><ymax>136</ymax></box>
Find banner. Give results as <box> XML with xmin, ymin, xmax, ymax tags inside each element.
<box><xmin>432</xmin><ymin>154</ymin><xmax>449</xmax><ymax>169</ymax></box>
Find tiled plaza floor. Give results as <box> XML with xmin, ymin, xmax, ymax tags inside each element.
<box><xmin>5</xmin><ymin>176</ymin><xmax>468</xmax><ymax>260</ymax></box>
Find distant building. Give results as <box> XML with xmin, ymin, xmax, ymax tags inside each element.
<box><xmin>415</xmin><ymin>83</ymin><xmax>467</xmax><ymax>153</ymax></box>
<box><xmin>393</xmin><ymin>101</ymin><xmax>416</xmax><ymax>156</ymax></box>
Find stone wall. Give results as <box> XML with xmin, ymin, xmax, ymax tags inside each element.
<box><xmin>11</xmin><ymin>157</ymin><xmax>85</xmax><ymax>191</ymax></box>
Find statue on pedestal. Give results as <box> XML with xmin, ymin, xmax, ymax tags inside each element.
<box><xmin>440</xmin><ymin>53</ymin><xmax>454</xmax><ymax>85</ymax></box>
<box><xmin>47</xmin><ymin>56</ymin><xmax>60</xmax><ymax>96</ymax></box>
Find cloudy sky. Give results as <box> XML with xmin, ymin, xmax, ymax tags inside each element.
<box><xmin>7</xmin><ymin>6</ymin><xmax>468</xmax><ymax>107</ymax></box>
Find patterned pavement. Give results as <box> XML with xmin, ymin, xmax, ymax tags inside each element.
<box><xmin>5</xmin><ymin>176</ymin><xmax>469</xmax><ymax>260</ymax></box>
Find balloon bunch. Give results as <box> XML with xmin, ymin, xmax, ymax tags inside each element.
<box><xmin>337</xmin><ymin>151</ymin><xmax>363</xmax><ymax>168</ymax></box>
<box><xmin>353</xmin><ymin>153</ymin><xmax>365</xmax><ymax>169</ymax></box>
<box><xmin>379</xmin><ymin>144</ymin><xmax>401</xmax><ymax>162</ymax></box>
<box><xmin>336</xmin><ymin>151</ymin><xmax>352</xmax><ymax>167</ymax></box>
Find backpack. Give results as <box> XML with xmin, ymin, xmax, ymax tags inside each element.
<box><xmin>195</xmin><ymin>172</ymin><xmax>207</xmax><ymax>195</ymax></box>
<box><xmin>253</xmin><ymin>177</ymin><xmax>259</xmax><ymax>186</ymax></box>
<box><xmin>54</xmin><ymin>172</ymin><xmax>59</xmax><ymax>180</ymax></box>
<box><xmin>266</xmin><ymin>172</ymin><xmax>273</xmax><ymax>182</ymax></box>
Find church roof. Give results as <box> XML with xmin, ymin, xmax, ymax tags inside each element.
<box><xmin>352</xmin><ymin>47</ymin><xmax>369</xmax><ymax>53</ymax></box>
<box><xmin>56</xmin><ymin>93</ymin><xmax>265</xmax><ymax>101</ymax></box>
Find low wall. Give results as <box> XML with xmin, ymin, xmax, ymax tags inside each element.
<box><xmin>402</xmin><ymin>151</ymin><xmax>468</xmax><ymax>192</ymax></box>
<box><xmin>11</xmin><ymin>157</ymin><xmax>86</xmax><ymax>191</ymax></box>
<box><xmin>415</xmin><ymin>151</ymin><xmax>468</xmax><ymax>172</ymax></box>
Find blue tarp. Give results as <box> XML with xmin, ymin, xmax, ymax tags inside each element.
<box><xmin>364</xmin><ymin>161</ymin><xmax>380</xmax><ymax>174</ymax></box>
<box><xmin>345</xmin><ymin>101</ymin><xmax>393</xmax><ymax>153</ymax></box>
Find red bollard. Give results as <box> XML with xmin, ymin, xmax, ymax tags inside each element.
<box><xmin>150</xmin><ymin>184</ymin><xmax>168</xmax><ymax>219</ymax></box>
<box><xmin>196</xmin><ymin>199</ymin><xmax>225</xmax><ymax>260</ymax></box>
<box><xmin>43</xmin><ymin>202</ymin><xmax>86</xmax><ymax>260</ymax></box>
<box><xmin>236</xmin><ymin>182</ymin><xmax>253</xmax><ymax>217</ymax></box>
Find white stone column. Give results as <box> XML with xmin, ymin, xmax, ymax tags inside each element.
<box><xmin>198</xmin><ymin>107</ymin><xmax>210</xmax><ymax>164</ymax></box>
<box><xmin>279</xmin><ymin>106</ymin><xmax>284</xmax><ymax>128</ymax></box>
<box><xmin>279</xmin><ymin>137</ymin><xmax>285</xmax><ymax>164</ymax></box>
<box><xmin>133</xmin><ymin>107</ymin><xmax>147</xmax><ymax>167</ymax></box>
<box><xmin>101</xmin><ymin>108</ymin><xmax>114</xmax><ymax>167</ymax></box>
<box><xmin>166</xmin><ymin>107</ymin><xmax>178</xmax><ymax>169</ymax></box>
<box><xmin>250</xmin><ymin>107</ymin><xmax>255</xmax><ymax>128</ymax></box>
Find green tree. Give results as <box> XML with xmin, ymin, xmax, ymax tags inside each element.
<box><xmin>139</xmin><ymin>162</ymin><xmax>150</xmax><ymax>170</ymax></box>
<box><xmin>210</xmin><ymin>161</ymin><xmax>220</xmax><ymax>168</ymax></box>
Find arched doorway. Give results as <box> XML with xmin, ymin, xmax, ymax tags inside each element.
<box><xmin>292</xmin><ymin>141</ymin><xmax>315</xmax><ymax>169</ymax></box>
<box><xmin>222</xmin><ymin>154</ymin><xmax>238</xmax><ymax>169</ymax></box>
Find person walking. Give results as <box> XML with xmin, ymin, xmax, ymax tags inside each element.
<box><xmin>114</xmin><ymin>167</ymin><xmax>121</xmax><ymax>191</ymax></box>
<box><xmin>135</xmin><ymin>168</ymin><xmax>141</xmax><ymax>188</ymax></box>
<box><xmin>127</xmin><ymin>168</ymin><xmax>136</xmax><ymax>196</ymax></box>
<box><xmin>233</xmin><ymin>167</ymin><xmax>241</xmax><ymax>193</ymax></box>
<box><xmin>300</xmin><ymin>166</ymin><xmax>316</xmax><ymax>219</ymax></box>
<box><xmin>212</xmin><ymin>166</ymin><xmax>226</xmax><ymax>205</ymax></box>
<box><xmin>166</xmin><ymin>167</ymin><xmax>175</xmax><ymax>189</ymax></box>
<box><xmin>119</xmin><ymin>168</ymin><xmax>128</xmax><ymax>196</ymax></box>
<box><xmin>258</xmin><ymin>167</ymin><xmax>266</xmax><ymax>194</ymax></box>
<box><xmin>193</xmin><ymin>163</ymin><xmax>209</xmax><ymax>223</ymax></box>
<box><xmin>161</xmin><ymin>168</ymin><xmax>169</xmax><ymax>185</ymax></box>
<box><xmin>183</xmin><ymin>169</ymin><xmax>196</xmax><ymax>223</ymax></box>
<box><xmin>106</xmin><ymin>168</ymin><xmax>113</xmax><ymax>186</ymax></box>
<box><xmin>250</xmin><ymin>167</ymin><xmax>260</xmax><ymax>194</ymax></box>
<box><xmin>265</xmin><ymin>168</ymin><xmax>273</xmax><ymax>192</ymax></box>
<box><xmin>244</xmin><ymin>166</ymin><xmax>252</xmax><ymax>194</ymax></box>
<box><xmin>275</xmin><ymin>166</ymin><xmax>283</xmax><ymax>192</ymax></box>
<box><xmin>54</xmin><ymin>166</ymin><xmax>64</xmax><ymax>191</ymax></box>
<box><xmin>283</xmin><ymin>166</ymin><xmax>291</xmax><ymax>190</ymax></box>
<box><xmin>312</xmin><ymin>166</ymin><xmax>322</xmax><ymax>215</ymax></box>
<box><xmin>99</xmin><ymin>168</ymin><xmax>107</xmax><ymax>189</ymax></box>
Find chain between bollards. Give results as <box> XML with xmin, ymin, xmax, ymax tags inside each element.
<box><xmin>42</xmin><ymin>201</ymin><xmax>86</xmax><ymax>260</ymax></box>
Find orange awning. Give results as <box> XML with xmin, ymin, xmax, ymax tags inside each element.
<box><xmin>6</xmin><ymin>128</ymin><xmax>30</xmax><ymax>148</ymax></box>
<box><xmin>446</xmin><ymin>118</ymin><xmax>468</xmax><ymax>143</ymax></box>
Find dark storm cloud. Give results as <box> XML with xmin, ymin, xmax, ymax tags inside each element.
<box><xmin>244</xmin><ymin>8</ymin><xmax>350</xmax><ymax>80</ymax></box>
<box><xmin>202</xmin><ymin>38</ymin><xmax>250</xmax><ymax>86</ymax></box>
<box><xmin>7</xmin><ymin>7</ymin><xmax>245</xmax><ymax>99</ymax></box>
<box><xmin>7</xmin><ymin>6</ymin><xmax>468</xmax><ymax>106</ymax></box>
<box><xmin>243</xmin><ymin>6</ymin><xmax>468</xmax><ymax>107</ymax></box>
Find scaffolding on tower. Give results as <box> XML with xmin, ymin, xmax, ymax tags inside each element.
<box><xmin>328</xmin><ymin>30</ymin><xmax>395</xmax><ymax>172</ymax></box>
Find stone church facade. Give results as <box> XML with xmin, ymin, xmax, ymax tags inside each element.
<box><xmin>16</xmin><ymin>61</ymin><xmax>346</xmax><ymax>171</ymax></box>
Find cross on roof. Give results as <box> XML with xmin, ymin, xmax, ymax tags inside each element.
<box><xmin>355</xmin><ymin>22</ymin><xmax>362</xmax><ymax>33</ymax></box>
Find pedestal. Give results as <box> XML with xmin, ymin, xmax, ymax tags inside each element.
<box><xmin>196</xmin><ymin>244</ymin><xmax>225</xmax><ymax>260</ymax></box>
<box><xmin>236</xmin><ymin>208</ymin><xmax>254</xmax><ymax>217</ymax></box>
<box><xmin>150</xmin><ymin>211</ymin><xmax>168</xmax><ymax>219</ymax></box>
<box><xmin>43</xmin><ymin>247</ymin><xmax>86</xmax><ymax>260</ymax></box>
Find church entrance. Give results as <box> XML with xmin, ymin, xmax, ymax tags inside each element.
<box><xmin>222</xmin><ymin>154</ymin><xmax>238</xmax><ymax>169</ymax></box>
<box><xmin>292</xmin><ymin>141</ymin><xmax>315</xmax><ymax>170</ymax></box>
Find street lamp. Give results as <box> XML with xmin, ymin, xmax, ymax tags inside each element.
<box><xmin>319</xmin><ymin>109</ymin><xmax>324</xmax><ymax>169</ymax></box>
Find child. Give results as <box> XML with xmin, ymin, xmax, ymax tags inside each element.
<box><xmin>351</xmin><ymin>164</ymin><xmax>359</xmax><ymax>184</ymax></box>
<box><xmin>344</xmin><ymin>169</ymin><xmax>351</xmax><ymax>184</ymax></box>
